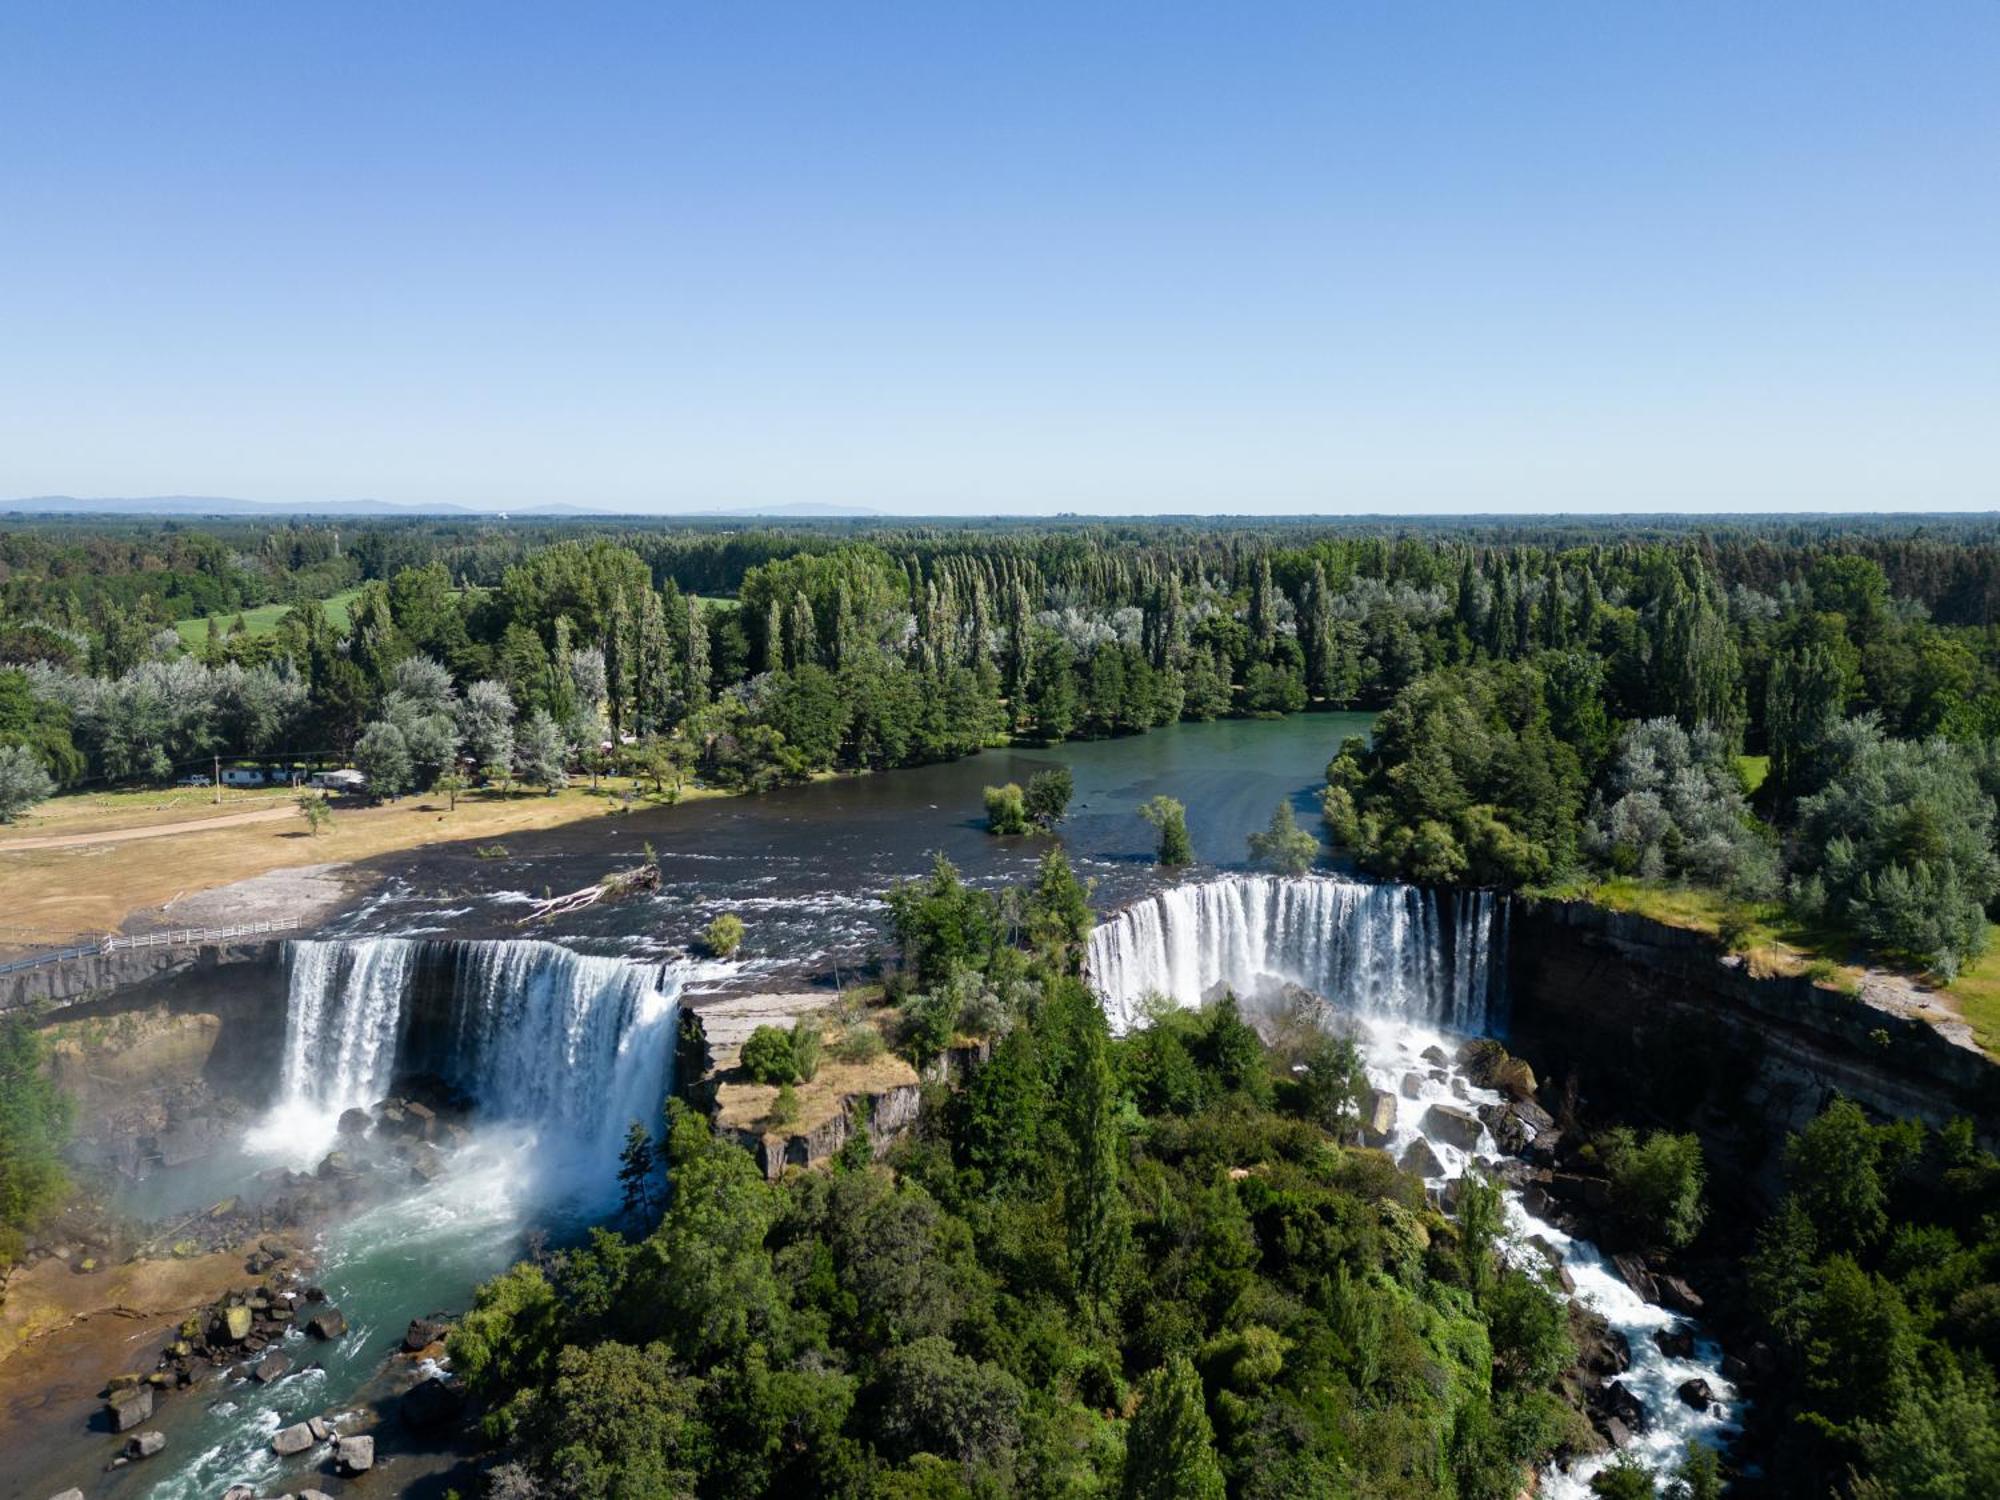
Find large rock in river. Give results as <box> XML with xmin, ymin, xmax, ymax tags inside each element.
<box><xmin>1421</xmin><ymin>1103</ymin><xmax>1483</xmax><ymax>1151</ymax></box>
<box><xmin>1358</xmin><ymin>1088</ymin><xmax>1397</xmax><ymax>1145</ymax></box>
<box><xmin>305</xmin><ymin>1306</ymin><xmax>348</xmax><ymax>1340</ymax></box>
<box><xmin>1400</xmin><ymin>1137</ymin><xmax>1444</xmax><ymax>1179</ymax></box>
<box><xmin>272</xmin><ymin>1419</ymin><xmax>316</xmax><ymax>1456</ymax></box>
<box><xmin>336</xmin><ymin>1432</ymin><xmax>376</xmax><ymax>1474</ymax></box>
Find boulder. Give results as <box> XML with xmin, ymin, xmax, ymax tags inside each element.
<box><xmin>1359</xmin><ymin>1088</ymin><xmax>1398</xmax><ymax>1146</ymax></box>
<box><xmin>336</xmin><ymin>1433</ymin><xmax>375</xmax><ymax>1474</ymax></box>
<box><xmin>309</xmin><ymin>1416</ymin><xmax>333</xmax><ymax>1442</ymax></box>
<box><xmin>1612</xmin><ymin>1254</ymin><xmax>1659</xmax><ymax>1304</ymax></box>
<box><xmin>1601</xmin><ymin>1415</ymin><xmax>1633</xmax><ymax>1449</ymax></box>
<box><xmin>315</xmin><ymin>1150</ymin><xmax>354</xmax><ymax>1180</ymax></box>
<box><xmin>223</xmin><ymin>1304</ymin><xmax>253</xmax><ymax>1342</ymax></box>
<box><xmin>1477</xmin><ymin>1102</ymin><xmax>1528</xmax><ymax>1155</ymax></box>
<box><xmin>49</xmin><ymin>1490</ymin><xmax>86</xmax><ymax>1500</ymax></box>
<box><xmin>1400</xmin><ymin>1137</ymin><xmax>1444</xmax><ymax>1178</ymax></box>
<box><xmin>407</xmin><ymin>1143</ymin><xmax>445</xmax><ymax>1184</ymax></box>
<box><xmin>1657</xmin><ymin>1274</ymin><xmax>1706</xmax><ymax>1315</ymax></box>
<box><xmin>124</xmin><ymin>1430</ymin><xmax>166</xmax><ymax>1459</ymax></box>
<box><xmin>1678</xmin><ymin>1378</ymin><xmax>1715</xmax><ymax>1411</ymax></box>
<box><xmin>1421</xmin><ymin>1103</ymin><xmax>1483</xmax><ymax>1152</ymax></box>
<box><xmin>254</xmin><ymin>1353</ymin><xmax>291</xmax><ymax>1383</ymax></box>
<box><xmin>405</xmin><ymin>1099</ymin><xmax>437</xmax><ymax>1136</ymax></box>
<box><xmin>305</xmin><ymin>1306</ymin><xmax>347</xmax><ymax>1341</ymax></box>
<box><xmin>1655</xmin><ymin>1325</ymin><xmax>1697</xmax><ymax>1360</ymax></box>
<box><xmin>1600</xmin><ymin>1379</ymin><xmax>1646</xmax><ymax>1432</ymax></box>
<box><xmin>336</xmin><ymin>1107</ymin><xmax>372</xmax><ymax>1135</ymax></box>
<box><xmin>404</xmin><ymin>1316</ymin><xmax>445</xmax><ymax>1352</ymax></box>
<box><xmin>108</xmin><ymin>1385</ymin><xmax>153</xmax><ymax>1430</ymax></box>
<box><xmin>272</xmin><ymin>1419</ymin><xmax>317</xmax><ymax>1456</ymax></box>
<box><xmin>403</xmin><ymin>1374</ymin><xmax>466</xmax><ymax>1431</ymax></box>
<box><xmin>1420</xmin><ymin>1045</ymin><xmax>1449</xmax><ymax>1067</ymax></box>
<box><xmin>1399</xmin><ymin>1072</ymin><xmax>1424</xmax><ymax>1100</ymax></box>
<box><xmin>224</xmin><ymin>1487</ymin><xmax>258</xmax><ymax>1500</ymax></box>
<box><xmin>1522</xmin><ymin>1184</ymin><xmax>1552</xmax><ymax>1218</ymax></box>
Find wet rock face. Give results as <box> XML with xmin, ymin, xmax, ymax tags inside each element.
<box><xmin>1421</xmin><ymin>1102</ymin><xmax>1483</xmax><ymax>1151</ymax></box>
<box><xmin>1679</xmin><ymin>1378</ymin><xmax>1715</xmax><ymax>1411</ymax></box>
<box><xmin>305</xmin><ymin>1305</ymin><xmax>348</xmax><ymax>1340</ymax></box>
<box><xmin>1359</xmin><ymin>1087</ymin><xmax>1398</xmax><ymax>1145</ymax></box>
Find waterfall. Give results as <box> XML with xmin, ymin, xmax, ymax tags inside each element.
<box><xmin>279</xmin><ymin>937</ymin><xmax>682</xmax><ymax>1171</ymax></box>
<box><xmin>1085</xmin><ymin>874</ymin><xmax>1504</xmax><ymax>1034</ymax></box>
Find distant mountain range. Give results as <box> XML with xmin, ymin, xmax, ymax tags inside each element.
<box><xmin>0</xmin><ymin>495</ymin><xmax>884</xmax><ymax>519</ymax></box>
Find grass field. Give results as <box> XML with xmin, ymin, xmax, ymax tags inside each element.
<box><xmin>0</xmin><ymin>780</ymin><xmax>730</xmax><ymax>946</ymax></box>
<box><xmin>174</xmin><ymin>588</ymin><xmax>363</xmax><ymax>649</ymax></box>
<box><xmin>1736</xmin><ymin>754</ymin><xmax>1770</xmax><ymax>794</ymax></box>
<box><xmin>1943</xmin><ymin>925</ymin><xmax>2000</xmax><ymax>1057</ymax></box>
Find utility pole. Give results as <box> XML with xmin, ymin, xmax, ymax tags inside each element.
<box><xmin>213</xmin><ymin>753</ymin><xmax>221</xmax><ymax>804</ymax></box>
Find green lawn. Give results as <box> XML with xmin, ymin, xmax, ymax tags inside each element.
<box><xmin>1737</xmin><ymin>754</ymin><xmax>1770</xmax><ymax>794</ymax></box>
<box><xmin>1945</xmin><ymin>925</ymin><xmax>2000</xmax><ymax>1057</ymax></box>
<box><xmin>175</xmin><ymin>588</ymin><xmax>363</xmax><ymax>649</ymax></box>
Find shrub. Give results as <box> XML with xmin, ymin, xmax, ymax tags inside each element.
<box><xmin>790</xmin><ymin>1019</ymin><xmax>822</xmax><ymax>1082</ymax></box>
<box><xmin>1140</xmin><ymin>795</ymin><xmax>1194</xmax><ymax>867</ymax></box>
<box><xmin>1599</xmin><ymin>1127</ymin><xmax>1706</xmax><ymax>1250</ymax></box>
<box><xmin>768</xmin><ymin>1082</ymin><xmax>799</xmax><ymax>1128</ymax></box>
<box><xmin>1247</xmin><ymin>800</ymin><xmax>1318</xmax><ymax>876</ymax></box>
<box><xmin>983</xmin><ymin>783</ymin><xmax>1029</xmax><ymax>835</ymax></box>
<box><xmin>704</xmin><ymin>913</ymin><xmax>745</xmax><ymax>958</ymax></box>
<box><xmin>835</xmin><ymin>1024</ymin><xmax>885</xmax><ymax>1064</ymax></box>
<box><xmin>739</xmin><ymin>1025</ymin><xmax>798</xmax><ymax>1085</ymax></box>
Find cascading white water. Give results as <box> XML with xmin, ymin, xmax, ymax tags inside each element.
<box><xmin>274</xmin><ymin>937</ymin><xmax>682</xmax><ymax>1193</ymax></box>
<box><xmin>1084</xmin><ymin>874</ymin><xmax>1501</xmax><ymax>1034</ymax></box>
<box><xmin>1088</xmin><ymin>874</ymin><xmax>1736</xmax><ymax>1494</ymax></box>
<box><xmin>277</xmin><ymin>938</ymin><xmax>426</xmax><ymax>1113</ymax></box>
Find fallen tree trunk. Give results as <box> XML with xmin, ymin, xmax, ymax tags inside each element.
<box><xmin>517</xmin><ymin>862</ymin><xmax>661</xmax><ymax>924</ymax></box>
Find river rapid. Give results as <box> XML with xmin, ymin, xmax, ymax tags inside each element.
<box><xmin>68</xmin><ymin>711</ymin><xmax>1733</xmax><ymax>1498</ymax></box>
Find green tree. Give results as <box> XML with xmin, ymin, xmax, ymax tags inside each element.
<box><xmin>1139</xmin><ymin>794</ymin><xmax>1193</xmax><ymax>867</ymax></box>
<box><xmin>0</xmin><ymin>1016</ymin><xmax>71</xmax><ymax>1257</ymax></box>
<box><xmin>1247</xmin><ymin>800</ymin><xmax>1317</xmax><ymax>875</ymax></box>
<box><xmin>1121</xmin><ymin>1355</ymin><xmax>1226</xmax><ymax>1500</ymax></box>
<box><xmin>529</xmin><ymin>1341</ymin><xmax>705</xmax><ymax>1500</ymax></box>
<box><xmin>1599</xmin><ymin>1128</ymin><xmax>1707</xmax><ymax>1250</ymax></box>
<box><xmin>296</xmin><ymin>791</ymin><xmax>333</xmax><ymax>836</ymax></box>
<box><xmin>1589</xmin><ymin>1457</ymin><xmax>1657</xmax><ymax>1499</ymax></box>
<box><xmin>983</xmin><ymin>782</ymin><xmax>1029</xmax><ymax>835</ymax></box>
<box><xmin>1786</xmin><ymin>1097</ymin><xmax>1888</xmax><ymax>1251</ymax></box>
<box><xmin>740</xmin><ymin>1025</ymin><xmax>798</xmax><ymax>1085</ymax></box>
<box><xmin>353</xmin><ymin>719</ymin><xmax>413</xmax><ymax>799</ymax></box>
<box><xmin>447</xmin><ymin>1261</ymin><xmax>563</xmax><ymax>1397</ymax></box>
<box><xmin>617</xmin><ymin>1121</ymin><xmax>659</xmax><ymax>1222</ymax></box>
<box><xmin>0</xmin><ymin>745</ymin><xmax>54</xmax><ymax>823</ymax></box>
<box><xmin>1023</xmin><ymin>845</ymin><xmax>1093</xmax><ymax>971</ymax></box>
<box><xmin>514</xmin><ymin>707</ymin><xmax>570</xmax><ymax>793</ymax></box>
<box><xmin>704</xmin><ymin>912</ymin><xmax>745</xmax><ymax>958</ymax></box>
<box><xmin>1024</xmin><ymin>765</ymin><xmax>1074</xmax><ymax>828</ymax></box>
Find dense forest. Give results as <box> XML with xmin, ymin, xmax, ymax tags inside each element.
<box><xmin>9</xmin><ymin>511</ymin><xmax>2000</xmax><ymax>985</ymax></box>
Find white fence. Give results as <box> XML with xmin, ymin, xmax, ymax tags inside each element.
<box><xmin>0</xmin><ymin>918</ymin><xmax>299</xmax><ymax>977</ymax></box>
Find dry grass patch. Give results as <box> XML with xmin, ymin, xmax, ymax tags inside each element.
<box><xmin>714</xmin><ymin>994</ymin><xmax>916</xmax><ymax>1140</ymax></box>
<box><xmin>0</xmin><ymin>783</ymin><xmax>728</xmax><ymax>945</ymax></box>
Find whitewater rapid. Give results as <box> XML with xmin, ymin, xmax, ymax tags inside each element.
<box><xmin>1087</xmin><ymin>874</ymin><xmax>1737</xmax><ymax>1494</ymax></box>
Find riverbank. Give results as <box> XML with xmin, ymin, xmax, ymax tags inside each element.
<box><xmin>0</xmin><ymin>782</ymin><xmax>730</xmax><ymax>948</ymax></box>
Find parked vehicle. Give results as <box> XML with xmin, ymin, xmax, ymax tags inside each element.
<box><xmin>220</xmin><ymin>767</ymin><xmax>267</xmax><ymax>787</ymax></box>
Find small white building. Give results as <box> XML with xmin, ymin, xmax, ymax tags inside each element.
<box><xmin>309</xmin><ymin>769</ymin><xmax>368</xmax><ymax>793</ymax></box>
<box><xmin>220</xmin><ymin>767</ymin><xmax>267</xmax><ymax>787</ymax></box>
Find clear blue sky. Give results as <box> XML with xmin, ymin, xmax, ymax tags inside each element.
<box><xmin>1</xmin><ymin>2</ymin><xmax>1995</xmax><ymax>514</ymax></box>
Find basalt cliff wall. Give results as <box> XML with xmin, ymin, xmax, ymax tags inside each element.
<box><xmin>1506</xmin><ymin>900</ymin><xmax>1999</xmax><ymax>1201</ymax></box>
<box><xmin>10</xmin><ymin>943</ymin><xmax>290</xmax><ymax>1179</ymax></box>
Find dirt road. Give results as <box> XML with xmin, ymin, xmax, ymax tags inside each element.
<box><xmin>0</xmin><ymin>805</ymin><xmax>296</xmax><ymax>851</ymax></box>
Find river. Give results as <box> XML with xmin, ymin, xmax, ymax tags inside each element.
<box><xmin>42</xmin><ymin>710</ymin><xmax>1733</xmax><ymax>1498</ymax></box>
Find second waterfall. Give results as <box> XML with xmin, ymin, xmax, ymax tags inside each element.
<box><xmin>1085</xmin><ymin>873</ymin><xmax>1506</xmax><ymax>1034</ymax></box>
